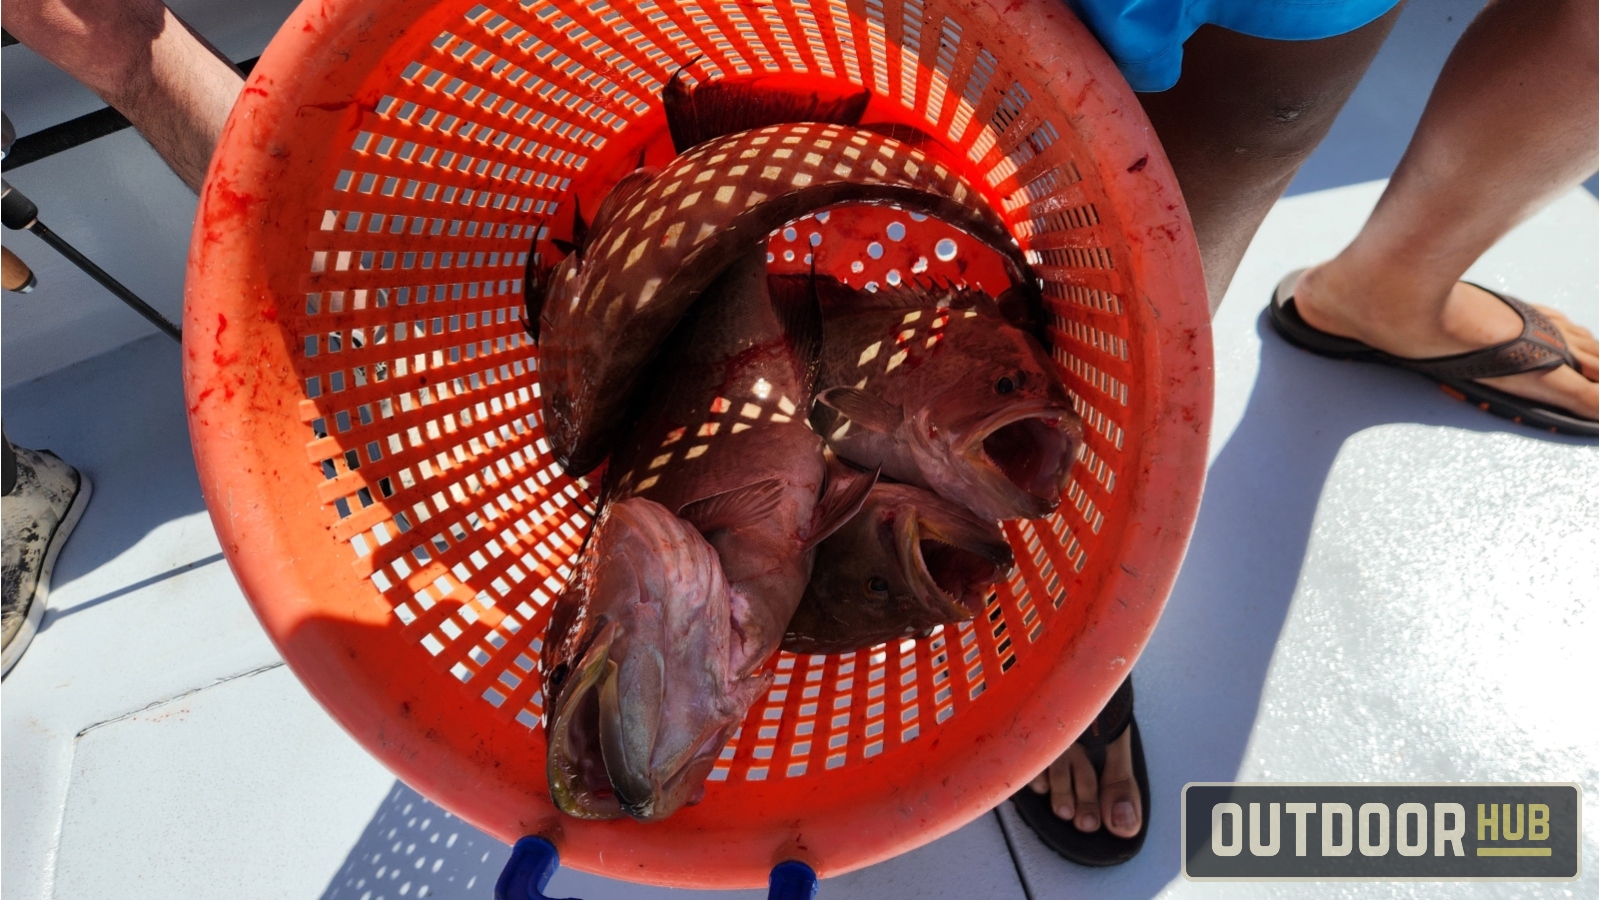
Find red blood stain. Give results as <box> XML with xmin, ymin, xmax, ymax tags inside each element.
<box><xmin>1126</xmin><ymin>156</ymin><xmax>1148</xmax><ymax>174</ymax></box>
<box><xmin>189</xmin><ymin>386</ymin><xmax>217</xmax><ymax>413</ymax></box>
<box><xmin>212</xmin><ymin>313</ymin><xmax>238</xmax><ymax>367</ymax></box>
<box><xmin>206</xmin><ymin>179</ymin><xmax>262</xmax><ymax>231</ymax></box>
<box><xmin>243</xmin><ymin>85</ymin><xmax>269</xmax><ymax>98</ymax></box>
<box><xmin>260</xmin><ymin>306</ymin><xmax>279</xmax><ymax>322</ymax></box>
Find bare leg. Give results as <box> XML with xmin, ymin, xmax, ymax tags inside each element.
<box><xmin>1291</xmin><ymin>0</ymin><xmax>1599</xmax><ymax>419</ymax></box>
<box><xmin>1027</xmin><ymin>12</ymin><xmax>1402</xmax><ymax>844</ymax></box>
<box><xmin>2</xmin><ymin>0</ymin><xmax>244</xmax><ymax>192</ymax></box>
<box><xmin>1140</xmin><ymin>10</ymin><xmax>1403</xmax><ymax>312</ymax></box>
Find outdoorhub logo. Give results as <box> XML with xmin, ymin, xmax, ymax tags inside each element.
<box><xmin>1182</xmin><ymin>784</ymin><xmax>1580</xmax><ymax>880</ymax></box>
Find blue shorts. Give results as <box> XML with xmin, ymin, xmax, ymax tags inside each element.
<box><xmin>1069</xmin><ymin>0</ymin><xmax>1401</xmax><ymax>92</ymax></box>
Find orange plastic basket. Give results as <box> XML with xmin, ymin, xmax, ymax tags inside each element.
<box><xmin>184</xmin><ymin>0</ymin><xmax>1211</xmax><ymax>887</ymax></box>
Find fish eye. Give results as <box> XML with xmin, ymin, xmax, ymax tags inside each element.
<box><xmin>865</xmin><ymin>576</ymin><xmax>890</xmax><ymax>598</ymax></box>
<box><xmin>995</xmin><ymin>376</ymin><xmax>1016</xmax><ymax>395</ymax></box>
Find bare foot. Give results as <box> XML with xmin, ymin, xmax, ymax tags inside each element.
<box><xmin>1027</xmin><ymin>728</ymin><xmax>1142</xmax><ymax>839</ymax></box>
<box><xmin>1291</xmin><ymin>264</ymin><xmax>1599</xmax><ymax>420</ymax></box>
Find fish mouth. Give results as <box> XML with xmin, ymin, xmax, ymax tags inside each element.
<box><xmin>897</xmin><ymin>508</ymin><xmax>1015</xmax><ymax>620</ymax></box>
<box><xmin>547</xmin><ymin>620</ymin><xmax>625</xmax><ymax>820</ymax></box>
<box><xmin>965</xmin><ymin>401</ymin><xmax>1082</xmax><ymax>517</ymax></box>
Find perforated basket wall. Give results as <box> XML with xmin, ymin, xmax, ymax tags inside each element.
<box><xmin>184</xmin><ymin>0</ymin><xmax>1211</xmax><ymax>887</ymax></box>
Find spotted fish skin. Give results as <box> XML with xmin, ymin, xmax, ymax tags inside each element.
<box><xmin>812</xmin><ymin>279</ymin><xmax>1085</xmax><ymax>522</ymax></box>
<box><xmin>536</xmin><ymin>122</ymin><xmax>1029</xmax><ymax>477</ymax></box>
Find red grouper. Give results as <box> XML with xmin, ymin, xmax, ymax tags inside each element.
<box><xmin>528</xmin><ymin>121</ymin><xmax>1033</xmax><ymax>477</ymax></box>
<box><xmin>541</xmin><ymin>253</ymin><xmax>874</xmax><ymax>822</ymax></box>
<box><xmin>784</xmin><ymin>481</ymin><xmax>1017</xmax><ymax>655</ymax></box>
<box><xmin>810</xmin><ymin>279</ymin><xmax>1087</xmax><ymax>522</ymax></box>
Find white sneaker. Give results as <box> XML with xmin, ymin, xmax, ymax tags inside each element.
<box><xmin>2</xmin><ymin>446</ymin><xmax>91</xmax><ymax>677</ymax></box>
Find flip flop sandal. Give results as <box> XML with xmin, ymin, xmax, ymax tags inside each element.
<box><xmin>1270</xmin><ymin>270</ymin><xmax>1597</xmax><ymax>438</ymax></box>
<box><xmin>1011</xmin><ymin>677</ymin><xmax>1149</xmax><ymax>867</ymax></box>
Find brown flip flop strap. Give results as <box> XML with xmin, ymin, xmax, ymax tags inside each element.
<box><xmin>1400</xmin><ymin>292</ymin><xmax>1579</xmax><ymax>382</ymax></box>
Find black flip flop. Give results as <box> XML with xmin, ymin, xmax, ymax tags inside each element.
<box><xmin>1269</xmin><ymin>270</ymin><xmax>1597</xmax><ymax>438</ymax></box>
<box><xmin>1011</xmin><ymin>677</ymin><xmax>1149</xmax><ymax>867</ymax></box>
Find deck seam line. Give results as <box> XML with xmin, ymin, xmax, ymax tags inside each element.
<box><xmin>73</xmin><ymin>661</ymin><xmax>286</xmax><ymax>738</ymax></box>
<box><xmin>993</xmin><ymin>806</ymin><xmax>1038</xmax><ymax>900</ymax></box>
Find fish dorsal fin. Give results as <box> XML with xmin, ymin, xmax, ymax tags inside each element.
<box><xmin>663</xmin><ymin>71</ymin><xmax>871</xmax><ymax>153</ymax></box>
<box><xmin>816</xmin><ymin>387</ymin><xmax>902</xmax><ymax>434</ymax></box>
<box><xmin>853</xmin><ymin>277</ymin><xmax>994</xmax><ymax>313</ymax></box>
<box><xmin>804</xmin><ymin>461</ymin><xmax>879</xmax><ymax>549</ymax></box>
<box><xmin>568</xmin><ymin>198</ymin><xmax>588</xmax><ymax>255</ymax></box>
<box><xmin>812</xmin><ymin>275</ymin><xmax>867</xmax><ymax>316</ymax></box>
<box><xmin>679</xmin><ymin>478</ymin><xmax>788</xmax><ymax>534</ymax></box>
<box><xmin>589</xmin><ymin>167</ymin><xmax>660</xmax><ymax>244</ymax></box>
<box><xmin>765</xmin><ymin>272</ymin><xmax>825</xmax><ymax>398</ymax></box>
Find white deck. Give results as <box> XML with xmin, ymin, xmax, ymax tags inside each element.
<box><xmin>3</xmin><ymin>0</ymin><xmax>1596</xmax><ymax>897</ymax></box>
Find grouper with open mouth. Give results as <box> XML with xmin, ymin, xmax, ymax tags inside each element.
<box><xmin>811</xmin><ymin>279</ymin><xmax>1085</xmax><ymax>522</ymax></box>
<box><xmin>784</xmin><ymin>482</ymin><xmax>1016</xmax><ymax>655</ymax></box>
<box><xmin>541</xmin><ymin>255</ymin><xmax>874</xmax><ymax>821</ymax></box>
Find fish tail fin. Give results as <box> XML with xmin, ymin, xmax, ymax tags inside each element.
<box><xmin>766</xmin><ymin>269</ymin><xmax>826</xmax><ymax>400</ymax></box>
<box><xmin>663</xmin><ymin>59</ymin><xmax>705</xmax><ymax>155</ymax></box>
<box><xmin>662</xmin><ymin>72</ymin><xmax>871</xmax><ymax>153</ymax></box>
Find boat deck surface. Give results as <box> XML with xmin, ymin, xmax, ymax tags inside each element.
<box><xmin>3</xmin><ymin>0</ymin><xmax>1594</xmax><ymax>896</ymax></box>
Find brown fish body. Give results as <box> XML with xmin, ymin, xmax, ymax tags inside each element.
<box><xmin>784</xmin><ymin>482</ymin><xmax>1015</xmax><ymax>655</ymax></box>
<box><xmin>543</xmin><ymin>255</ymin><xmax>871</xmax><ymax>822</ymax></box>
<box><xmin>608</xmin><ymin>255</ymin><xmax>873</xmax><ymax>671</ymax></box>
<box><xmin>534</xmin><ymin>122</ymin><xmax>1028</xmax><ymax>477</ymax></box>
<box><xmin>812</xmin><ymin>280</ymin><xmax>1084</xmax><ymax>522</ymax></box>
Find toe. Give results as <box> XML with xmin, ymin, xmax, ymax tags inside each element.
<box><xmin>1068</xmin><ymin>749</ymin><xmax>1101</xmax><ymax>833</ymax></box>
<box><xmin>1479</xmin><ymin>365</ymin><xmax>1600</xmax><ymax>421</ymax></box>
<box><xmin>1098</xmin><ymin>729</ymin><xmax>1142</xmax><ymax>839</ymax></box>
<box><xmin>1047</xmin><ymin>746</ymin><xmax>1084</xmax><ymax>821</ymax></box>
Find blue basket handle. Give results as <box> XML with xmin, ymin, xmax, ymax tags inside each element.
<box><xmin>767</xmin><ymin>860</ymin><xmax>820</xmax><ymax>899</ymax></box>
<box><xmin>496</xmin><ymin>836</ymin><xmax>820</xmax><ymax>900</ymax></box>
<box><xmin>496</xmin><ymin>837</ymin><xmax>574</xmax><ymax>900</ymax></box>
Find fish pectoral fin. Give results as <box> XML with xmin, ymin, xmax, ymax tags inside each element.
<box><xmin>816</xmin><ymin>387</ymin><xmax>903</xmax><ymax>435</ymax></box>
<box><xmin>551</xmin><ymin>238</ymin><xmax>579</xmax><ymax>256</ymax></box>
<box><xmin>678</xmin><ymin>478</ymin><xmax>788</xmax><ymax>534</ymax></box>
<box><xmin>804</xmin><ymin>462</ymin><xmax>879</xmax><ymax>549</ymax></box>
